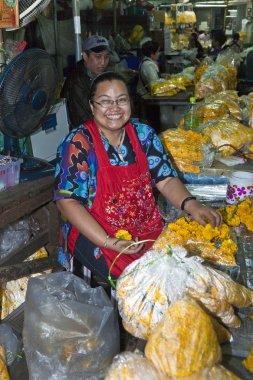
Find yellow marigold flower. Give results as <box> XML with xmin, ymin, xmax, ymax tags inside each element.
<box><xmin>115</xmin><ymin>229</ymin><xmax>132</xmax><ymax>241</ymax></box>
<box><xmin>219</xmin><ymin>224</ymin><xmax>231</xmax><ymax>239</ymax></box>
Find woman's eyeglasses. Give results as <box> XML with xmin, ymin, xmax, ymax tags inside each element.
<box><xmin>92</xmin><ymin>96</ymin><xmax>129</xmax><ymax>108</ymax></box>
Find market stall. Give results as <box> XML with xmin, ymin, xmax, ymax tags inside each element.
<box><xmin>1</xmin><ymin>1</ymin><xmax>253</xmax><ymax>379</ymax></box>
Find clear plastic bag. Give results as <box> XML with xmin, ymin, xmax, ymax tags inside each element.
<box><xmin>0</xmin><ymin>219</ymin><xmax>31</xmax><ymax>261</ymax></box>
<box><xmin>23</xmin><ymin>272</ymin><xmax>120</xmax><ymax>380</ymax></box>
<box><xmin>195</xmin><ymin>64</ymin><xmax>236</xmax><ymax>99</ymax></box>
<box><xmin>200</xmin><ymin>116</ymin><xmax>253</xmax><ymax>156</ymax></box>
<box><xmin>116</xmin><ymin>247</ymin><xmax>253</xmax><ymax>339</ymax></box>
<box><xmin>161</xmin><ymin>128</ymin><xmax>214</xmax><ymax>174</ymax></box>
<box><xmin>0</xmin><ymin>323</ymin><xmax>22</xmax><ymax>366</ymax></box>
<box><xmin>155</xmin><ymin>216</ymin><xmax>238</xmax><ymax>267</ymax></box>
<box><xmin>195</xmin><ymin>102</ymin><xmax>230</xmax><ymax>124</ymax></box>
<box><xmin>145</xmin><ymin>297</ymin><xmax>222</xmax><ymax>377</ymax></box>
<box><xmin>204</xmin><ymin>92</ymin><xmax>242</xmax><ymax>121</ymax></box>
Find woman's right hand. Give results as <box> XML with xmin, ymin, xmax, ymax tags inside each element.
<box><xmin>107</xmin><ymin>237</ymin><xmax>144</xmax><ymax>254</ymax></box>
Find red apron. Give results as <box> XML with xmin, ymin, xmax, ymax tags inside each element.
<box><xmin>68</xmin><ymin>119</ymin><xmax>163</xmax><ymax>276</ymax></box>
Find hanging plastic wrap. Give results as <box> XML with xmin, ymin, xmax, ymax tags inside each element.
<box><xmin>145</xmin><ymin>297</ymin><xmax>221</xmax><ymax>377</ymax></box>
<box><xmin>161</xmin><ymin>128</ymin><xmax>215</xmax><ymax>174</ymax></box>
<box><xmin>116</xmin><ymin>246</ymin><xmax>253</xmax><ymax>340</ymax></box>
<box><xmin>176</xmin><ymin>10</ymin><xmax>196</xmax><ymax>24</ymax></box>
<box><xmin>105</xmin><ymin>351</ymin><xmax>167</xmax><ymax>380</ymax></box>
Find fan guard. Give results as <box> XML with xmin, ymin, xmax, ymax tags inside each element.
<box><xmin>0</xmin><ymin>48</ymin><xmax>58</xmax><ymax>139</ymax></box>
<box><xmin>19</xmin><ymin>0</ymin><xmax>52</xmax><ymax>28</ymax></box>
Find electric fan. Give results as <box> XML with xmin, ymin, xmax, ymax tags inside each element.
<box><xmin>19</xmin><ymin>0</ymin><xmax>52</xmax><ymax>28</ymax></box>
<box><xmin>0</xmin><ymin>48</ymin><xmax>59</xmax><ymax>180</ymax></box>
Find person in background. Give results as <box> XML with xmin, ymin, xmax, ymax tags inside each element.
<box><xmin>208</xmin><ymin>30</ymin><xmax>227</xmax><ymax>60</ymax></box>
<box><xmin>227</xmin><ymin>32</ymin><xmax>242</xmax><ymax>53</ymax></box>
<box><xmin>137</xmin><ymin>40</ymin><xmax>162</xmax><ymax>96</ymax></box>
<box><xmin>61</xmin><ymin>35</ymin><xmax>111</xmax><ymax>129</ymax></box>
<box><xmin>54</xmin><ymin>71</ymin><xmax>222</xmax><ymax>283</ymax></box>
<box><xmin>198</xmin><ymin>30</ymin><xmax>210</xmax><ymax>45</ymax></box>
<box><xmin>188</xmin><ymin>32</ymin><xmax>204</xmax><ymax>60</ymax></box>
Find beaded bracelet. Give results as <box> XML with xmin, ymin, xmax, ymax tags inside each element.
<box><xmin>103</xmin><ymin>234</ymin><xmax>110</xmax><ymax>248</ymax></box>
<box><xmin>181</xmin><ymin>196</ymin><xmax>197</xmax><ymax>211</ymax></box>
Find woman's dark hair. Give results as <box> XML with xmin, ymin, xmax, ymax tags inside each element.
<box><xmin>89</xmin><ymin>71</ymin><xmax>129</xmax><ymax>101</ymax></box>
<box><xmin>141</xmin><ymin>40</ymin><xmax>160</xmax><ymax>58</ymax></box>
<box><xmin>189</xmin><ymin>33</ymin><xmax>204</xmax><ymax>59</ymax></box>
<box><xmin>211</xmin><ymin>29</ymin><xmax>227</xmax><ymax>48</ymax></box>
<box><xmin>232</xmin><ymin>32</ymin><xmax>240</xmax><ymax>42</ymax></box>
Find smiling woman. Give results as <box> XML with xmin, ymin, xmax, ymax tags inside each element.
<box><xmin>54</xmin><ymin>71</ymin><xmax>222</xmax><ymax>284</ymax></box>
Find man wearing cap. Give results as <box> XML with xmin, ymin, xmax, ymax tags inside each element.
<box><xmin>61</xmin><ymin>35</ymin><xmax>111</xmax><ymax>128</ymax></box>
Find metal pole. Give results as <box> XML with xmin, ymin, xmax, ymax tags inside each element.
<box><xmin>72</xmin><ymin>0</ymin><xmax>82</xmax><ymax>62</ymax></box>
<box><xmin>0</xmin><ymin>29</ymin><xmax>5</xmax><ymax>74</ymax></box>
<box><xmin>53</xmin><ymin>0</ymin><xmax>62</xmax><ymax>78</ymax></box>
<box><xmin>113</xmin><ymin>0</ymin><xmax>117</xmax><ymax>34</ymax></box>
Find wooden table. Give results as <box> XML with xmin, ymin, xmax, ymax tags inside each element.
<box><xmin>0</xmin><ymin>175</ymin><xmax>60</xmax><ymax>283</ymax></box>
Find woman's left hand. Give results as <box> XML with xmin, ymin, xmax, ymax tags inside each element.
<box><xmin>108</xmin><ymin>237</ymin><xmax>144</xmax><ymax>254</ymax></box>
<box><xmin>187</xmin><ymin>202</ymin><xmax>222</xmax><ymax>228</ymax></box>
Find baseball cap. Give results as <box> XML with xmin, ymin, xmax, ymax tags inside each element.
<box><xmin>83</xmin><ymin>35</ymin><xmax>112</xmax><ymax>52</ymax></box>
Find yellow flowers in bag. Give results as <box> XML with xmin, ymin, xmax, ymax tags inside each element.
<box><xmin>154</xmin><ymin>217</ymin><xmax>237</xmax><ymax>266</ymax></box>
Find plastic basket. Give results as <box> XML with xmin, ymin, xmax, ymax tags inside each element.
<box><xmin>0</xmin><ymin>155</ymin><xmax>23</xmax><ymax>191</ymax></box>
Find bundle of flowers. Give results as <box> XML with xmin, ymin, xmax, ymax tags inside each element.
<box><xmin>161</xmin><ymin>128</ymin><xmax>213</xmax><ymax>174</ymax></box>
<box><xmin>219</xmin><ymin>198</ymin><xmax>253</xmax><ymax>232</ymax></box>
<box><xmin>153</xmin><ymin>217</ymin><xmax>237</xmax><ymax>266</ymax></box>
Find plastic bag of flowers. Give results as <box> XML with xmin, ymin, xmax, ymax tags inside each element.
<box><xmin>104</xmin><ymin>350</ymin><xmax>167</xmax><ymax>380</ymax></box>
<box><xmin>194</xmin><ymin>64</ymin><xmax>231</xmax><ymax>99</ymax></box>
<box><xmin>153</xmin><ymin>216</ymin><xmax>238</xmax><ymax>266</ymax></box>
<box><xmin>145</xmin><ymin>297</ymin><xmax>240</xmax><ymax>379</ymax></box>
<box><xmin>116</xmin><ymin>246</ymin><xmax>253</xmax><ymax>340</ymax></box>
<box><xmin>200</xmin><ymin>116</ymin><xmax>253</xmax><ymax>157</ymax></box>
<box><xmin>161</xmin><ymin>128</ymin><xmax>214</xmax><ymax>174</ymax></box>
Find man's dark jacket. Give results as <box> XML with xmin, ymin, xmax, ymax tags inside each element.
<box><xmin>61</xmin><ymin>60</ymin><xmax>93</xmax><ymax>128</ymax></box>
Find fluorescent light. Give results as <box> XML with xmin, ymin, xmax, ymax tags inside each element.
<box><xmin>195</xmin><ymin>3</ymin><xmax>227</xmax><ymax>7</ymax></box>
<box><xmin>196</xmin><ymin>1</ymin><xmax>225</xmax><ymax>3</ymax></box>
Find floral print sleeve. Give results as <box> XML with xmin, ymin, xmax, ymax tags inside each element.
<box><xmin>54</xmin><ymin>126</ymin><xmax>97</xmax><ymax>206</ymax></box>
<box><xmin>133</xmin><ymin>119</ymin><xmax>178</xmax><ymax>183</ymax></box>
